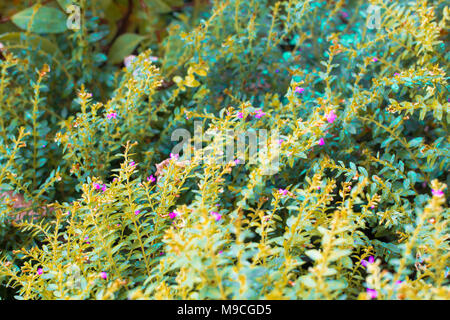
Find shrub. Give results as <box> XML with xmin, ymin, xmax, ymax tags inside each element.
<box><xmin>0</xmin><ymin>0</ymin><xmax>448</xmax><ymax>300</ymax></box>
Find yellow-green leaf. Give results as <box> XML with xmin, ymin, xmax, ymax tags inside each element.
<box><xmin>108</xmin><ymin>33</ymin><xmax>147</xmax><ymax>64</ymax></box>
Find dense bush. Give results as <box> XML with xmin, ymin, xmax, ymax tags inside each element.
<box><xmin>0</xmin><ymin>0</ymin><xmax>448</xmax><ymax>299</ymax></box>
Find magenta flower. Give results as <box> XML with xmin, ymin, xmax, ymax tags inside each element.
<box><xmin>135</xmin><ymin>209</ymin><xmax>141</xmax><ymax>215</ymax></box>
<box><xmin>234</xmin><ymin>159</ymin><xmax>240</xmax><ymax>165</ymax></box>
<box><xmin>432</xmin><ymin>189</ymin><xmax>444</xmax><ymax>197</ymax></box>
<box><xmin>169</xmin><ymin>211</ymin><xmax>177</xmax><ymax>219</ymax></box>
<box><xmin>372</xmin><ymin>57</ymin><xmax>379</xmax><ymax>62</ymax></box>
<box><xmin>367</xmin><ymin>288</ymin><xmax>377</xmax><ymax>299</ymax></box>
<box><xmin>278</xmin><ymin>139</ymin><xmax>284</xmax><ymax>145</ymax></box>
<box><xmin>84</xmin><ymin>236</ymin><xmax>90</xmax><ymax>244</ymax></box>
<box><xmin>318</xmin><ymin>138</ymin><xmax>325</xmax><ymax>146</ymax></box>
<box><xmin>129</xmin><ymin>161</ymin><xmax>136</xmax><ymax>167</ymax></box>
<box><xmin>394</xmin><ymin>73</ymin><xmax>400</xmax><ymax>76</ymax></box>
<box><xmin>218</xmin><ymin>250</ymin><xmax>223</xmax><ymax>254</ymax></box>
<box><xmin>101</xmin><ymin>184</ymin><xmax>106</xmax><ymax>192</ymax></box>
<box><xmin>94</xmin><ymin>183</ymin><xmax>101</xmax><ymax>190</ymax></box>
<box><xmin>295</xmin><ymin>87</ymin><xmax>305</xmax><ymax>94</ymax></box>
<box><xmin>340</xmin><ymin>10</ymin><xmax>349</xmax><ymax>18</ymax></box>
<box><xmin>106</xmin><ymin>112</ymin><xmax>117</xmax><ymax>119</ymax></box>
<box><xmin>100</xmin><ymin>272</ymin><xmax>107</xmax><ymax>280</ymax></box>
<box><xmin>147</xmin><ymin>175</ymin><xmax>156</xmax><ymax>183</ymax></box>
<box><xmin>210</xmin><ymin>211</ymin><xmax>222</xmax><ymax>221</ymax></box>
<box><xmin>237</xmin><ymin>112</ymin><xmax>244</xmax><ymax>119</ymax></box>
<box><xmin>170</xmin><ymin>153</ymin><xmax>179</xmax><ymax>160</ymax></box>
<box><xmin>278</xmin><ymin>189</ymin><xmax>288</xmax><ymax>196</ymax></box>
<box><xmin>325</xmin><ymin>110</ymin><xmax>337</xmax><ymax>123</ymax></box>
<box><xmin>37</xmin><ymin>268</ymin><xmax>43</xmax><ymax>275</ymax></box>
<box><xmin>361</xmin><ymin>256</ymin><xmax>375</xmax><ymax>267</ymax></box>
<box><xmin>254</xmin><ymin>109</ymin><xmax>266</xmax><ymax>119</ymax></box>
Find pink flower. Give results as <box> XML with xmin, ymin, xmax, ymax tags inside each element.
<box><xmin>340</xmin><ymin>10</ymin><xmax>349</xmax><ymax>18</ymax></box>
<box><xmin>84</xmin><ymin>236</ymin><xmax>90</xmax><ymax>244</ymax></box>
<box><xmin>325</xmin><ymin>110</ymin><xmax>337</xmax><ymax>123</ymax></box>
<box><xmin>367</xmin><ymin>288</ymin><xmax>377</xmax><ymax>299</ymax></box>
<box><xmin>361</xmin><ymin>256</ymin><xmax>375</xmax><ymax>267</ymax></box>
<box><xmin>147</xmin><ymin>175</ymin><xmax>156</xmax><ymax>183</ymax></box>
<box><xmin>101</xmin><ymin>184</ymin><xmax>106</xmax><ymax>192</ymax></box>
<box><xmin>278</xmin><ymin>189</ymin><xmax>288</xmax><ymax>196</ymax></box>
<box><xmin>135</xmin><ymin>209</ymin><xmax>141</xmax><ymax>215</ymax></box>
<box><xmin>234</xmin><ymin>159</ymin><xmax>240</xmax><ymax>165</ymax></box>
<box><xmin>100</xmin><ymin>272</ymin><xmax>107</xmax><ymax>280</ymax></box>
<box><xmin>94</xmin><ymin>183</ymin><xmax>101</xmax><ymax>190</ymax></box>
<box><xmin>169</xmin><ymin>212</ymin><xmax>177</xmax><ymax>219</ymax></box>
<box><xmin>278</xmin><ymin>139</ymin><xmax>284</xmax><ymax>145</ymax></box>
<box><xmin>170</xmin><ymin>153</ymin><xmax>179</xmax><ymax>160</ymax></box>
<box><xmin>254</xmin><ymin>109</ymin><xmax>266</xmax><ymax>119</ymax></box>
<box><xmin>106</xmin><ymin>112</ymin><xmax>117</xmax><ymax>119</ymax></box>
<box><xmin>318</xmin><ymin>138</ymin><xmax>325</xmax><ymax>146</ymax></box>
<box><xmin>295</xmin><ymin>87</ymin><xmax>305</xmax><ymax>94</ymax></box>
<box><xmin>210</xmin><ymin>211</ymin><xmax>221</xmax><ymax>221</ymax></box>
<box><xmin>129</xmin><ymin>161</ymin><xmax>136</xmax><ymax>167</ymax></box>
<box><xmin>37</xmin><ymin>268</ymin><xmax>43</xmax><ymax>275</ymax></box>
<box><xmin>237</xmin><ymin>112</ymin><xmax>244</xmax><ymax>119</ymax></box>
<box><xmin>432</xmin><ymin>189</ymin><xmax>444</xmax><ymax>197</ymax></box>
<box><xmin>372</xmin><ymin>57</ymin><xmax>379</xmax><ymax>62</ymax></box>
<box><xmin>394</xmin><ymin>73</ymin><xmax>400</xmax><ymax>76</ymax></box>
<box><xmin>218</xmin><ymin>250</ymin><xmax>223</xmax><ymax>254</ymax></box>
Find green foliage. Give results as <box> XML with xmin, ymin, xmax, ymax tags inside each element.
<box><xmin>0</xmin><ymin>0</ymin><xmax>449</xmax><ymax>300</ymax></box>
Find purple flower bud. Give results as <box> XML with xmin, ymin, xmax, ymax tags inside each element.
<box><xmin>169</xmin><ymin>212</ymin><xmax>177</xmax><ymax>219</ymax></box>
<box><xmin>318</xmin><ymin>138</ymin><xmax>325</xmax><ymax>146</ymax></box>
<box><xmin>367</xmin><ymin>288</ymin><xmax>377</xmax><ymax>299</ymax></box>
<box><xmin>432</xmin><ymin>189</ymin><xmax>444</xmax><ymax>197</ymax></box>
